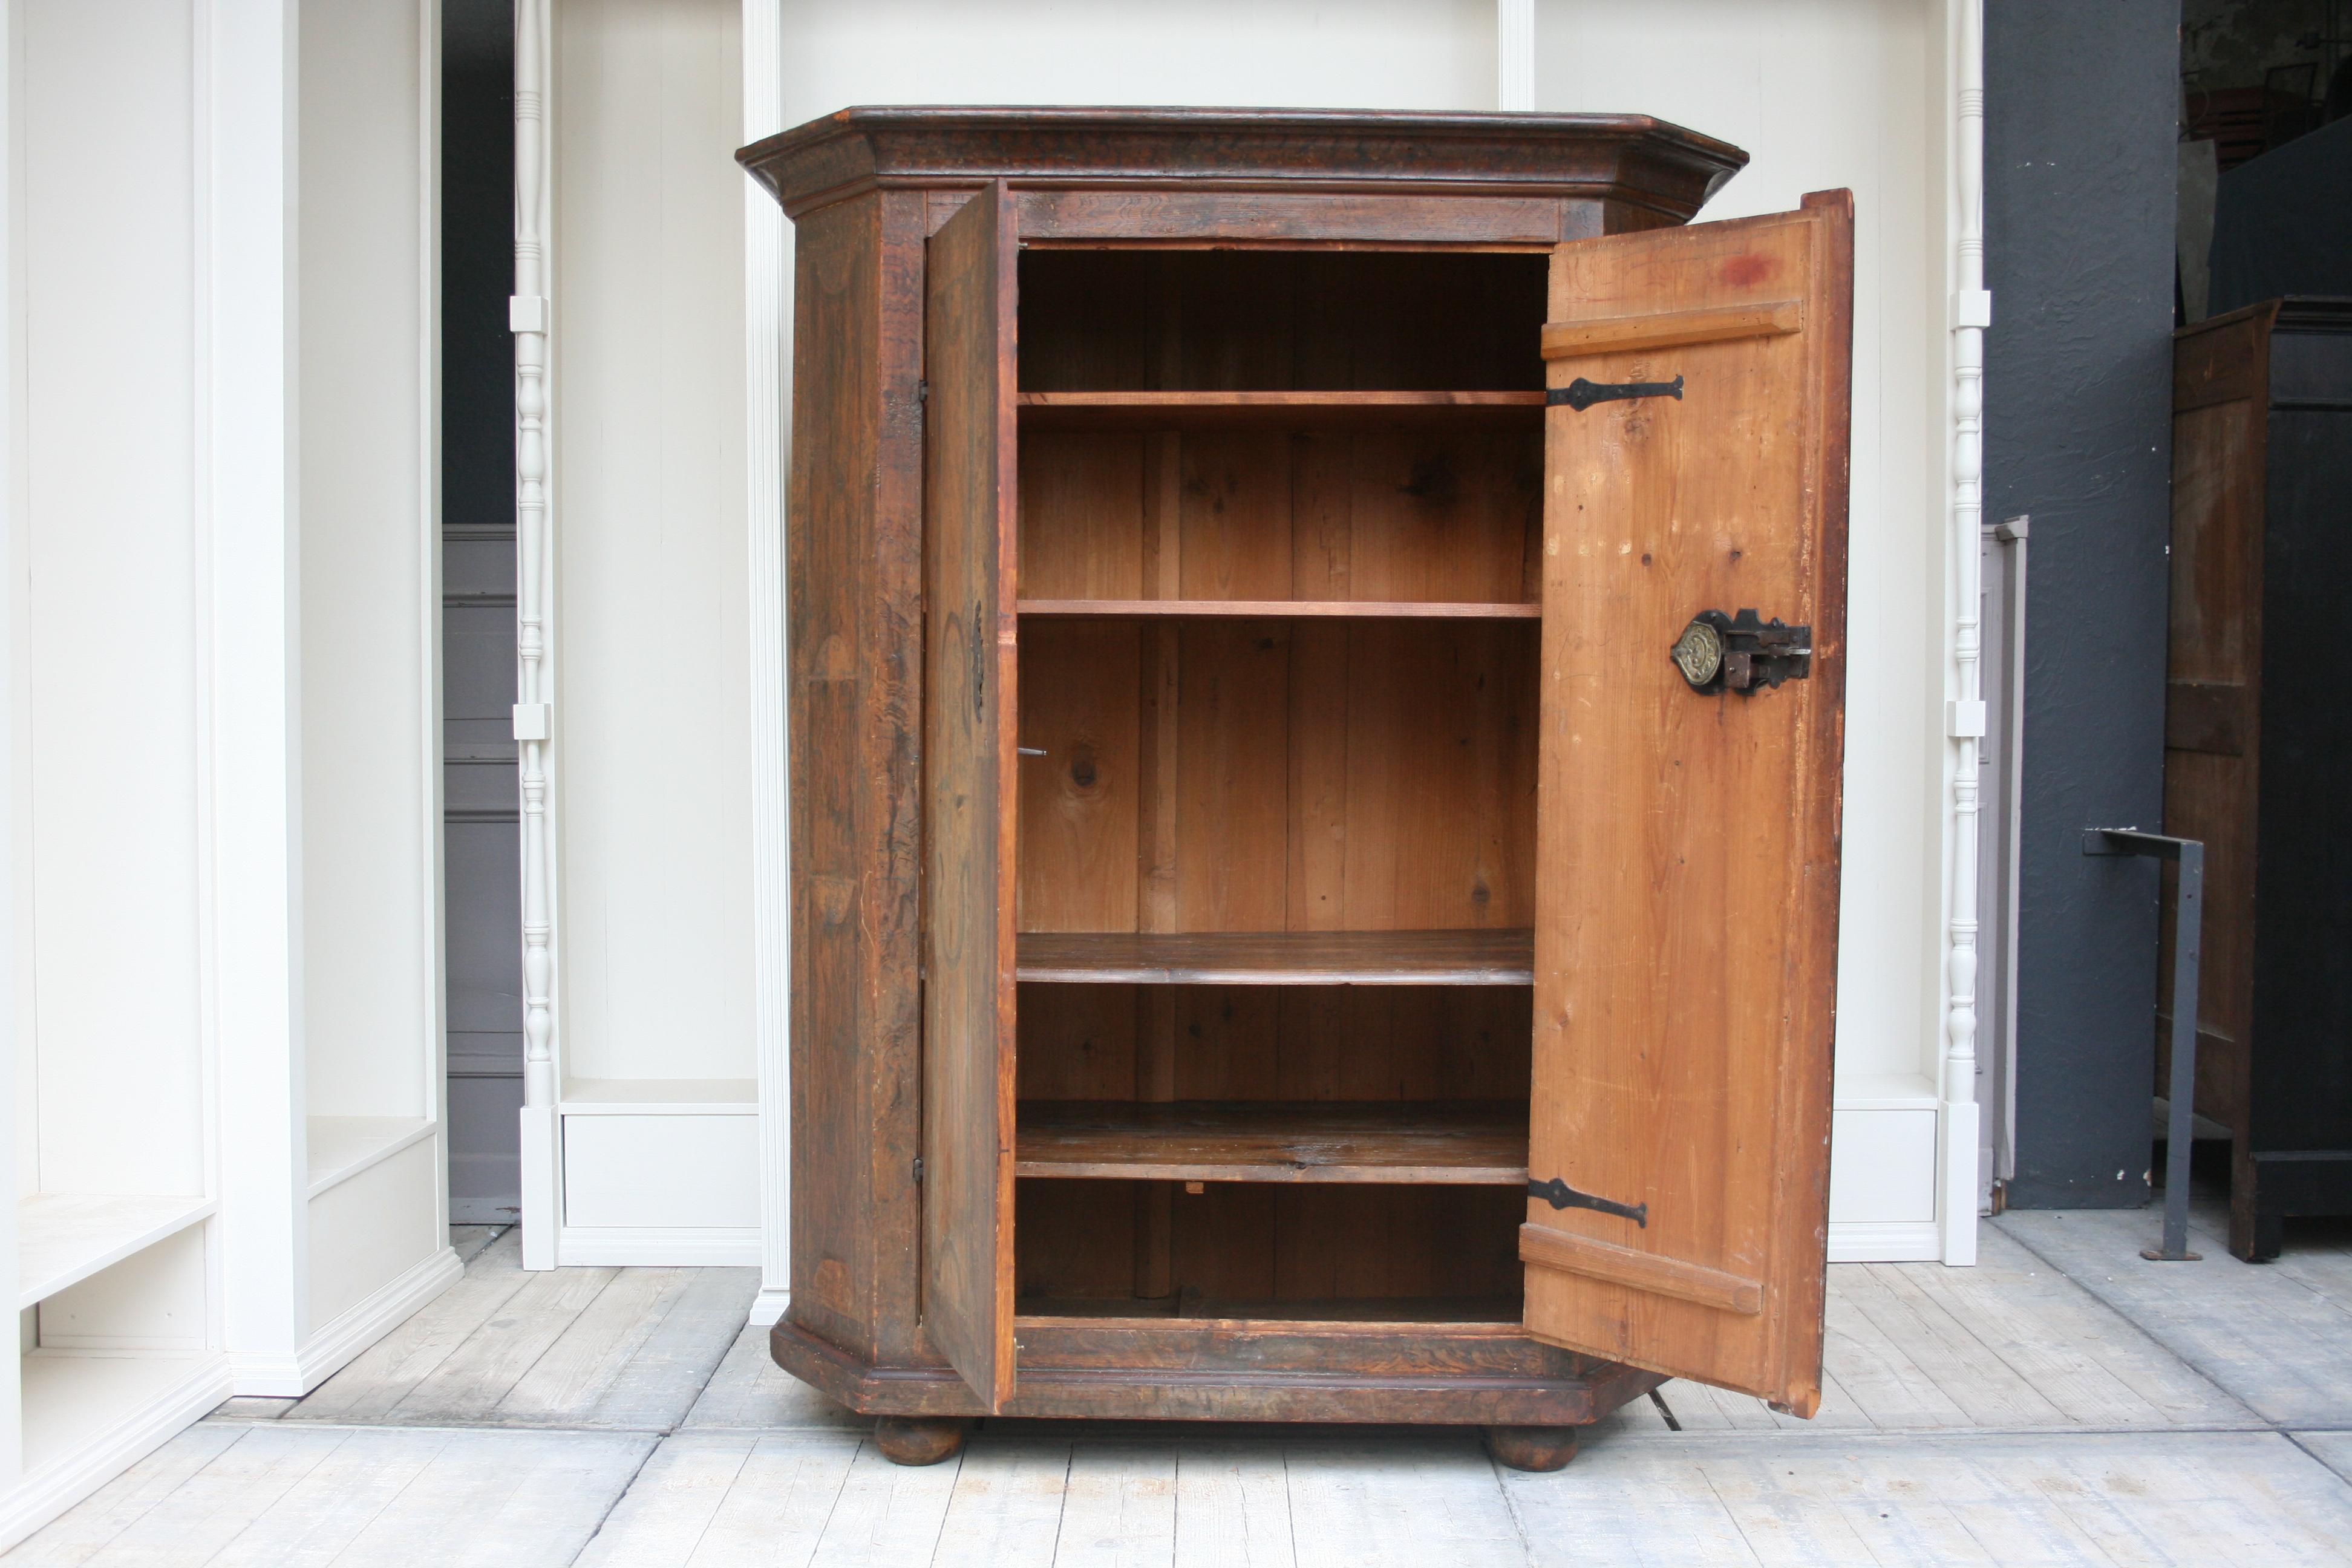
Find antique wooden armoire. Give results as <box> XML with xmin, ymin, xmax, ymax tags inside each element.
<box><xmin>2164</xmin><ymin>298</ymin><xmax>2352</xmax><ymax>1261</ymax></box>
<box><xmin>737</xmin><ymin>108</ymin><xmax>1852</xmax><ymax>1469</ymax></box>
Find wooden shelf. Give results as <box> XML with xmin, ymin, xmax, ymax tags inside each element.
<box><xmin>1019</xmin><ymin>598</ymin><xmax>1538</xmax><ymax>620</ymax></box>
<box><xmin>307</xmin><ymin>1116</ymin><xmax>436</xmax><ymax>1200</ymax></box>
<box><xmin>1015</xmin><ymin>928</ymin><xmax>1533</xmax><ymax>986</ymax></box>
<box><xmin>1016</xmin><ymin>1100</ymin><xmax>1527</xmax><ymax>1184</ymax></box>
<box><xmin>1017</xmin><ymin>1295</ymin><xmax>1521</xmax><ymax>1325</ymax></box>
<box><xmin>18</xmin><ymin>1194</ymin><xmax>215</xmax><ymax>1311</ymax></box>
<box><xmin>560</xmin><ymin>1077</ymin><xmax>759</xmax><ymax>1114</ymax></box>
<box><xmin>1016</xmin><ymin>390</ymin><xmax>1544</xmax><ymax>430</ymax></box>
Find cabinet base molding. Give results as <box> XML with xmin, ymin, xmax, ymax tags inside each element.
<box><xmin>230</xmin><ymin>1244</ymin><xmax>463</xmax><ymax>1397</ymax></box>
<box><xmin>773</xmin><ymin>1316</ymin><xmax>1662</xmax><ymax>1428</ymax></box>
<box><xmin>0</xmin><ymin>1353</ymin><xmax>233</xmax><ymax>1553</ymax></box>
<box><xmin>555</xmin><ymin>1226</ymin><xmax>762</xmax><ymax>1267</ymax></box>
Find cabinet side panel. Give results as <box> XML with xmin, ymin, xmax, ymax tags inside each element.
<box><xmin>786</xmin><ymin>194</ymin><xmax>922</xmax><ymax>1360</ymax></box>
<box><xmin>2160</xmin><ymin>312</ymin><xmax>2268</xmax><ymax>1159</ymax></box>
<box><xmin>2248</xmin><ymin>325</ymin><xmax>2352</xmax><ymax>1158</ymax></box>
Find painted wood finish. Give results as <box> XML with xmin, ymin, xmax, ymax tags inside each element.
<box><xmin>1523</xmin><ymin>194</ymin><xmax>1852</xmax><ymax>1414</ymax></box>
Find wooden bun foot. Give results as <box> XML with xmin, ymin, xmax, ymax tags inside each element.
<box><xmin>1482</xmin><ymin>1423</ymin><xmax>1581</xmax><ymax>1472</ymax></box>
<box><xmin>874</xmin><ymin>1416</ymin><xmax>967</xmax><ymax>1466</ymax></box>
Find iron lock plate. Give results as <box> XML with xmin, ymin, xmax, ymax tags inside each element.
<box><xmin>1671</xmin><ymin>608</ymin><xmax>1812</xmax><ymax>693</ymax></box>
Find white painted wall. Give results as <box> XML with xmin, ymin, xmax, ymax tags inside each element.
<box><xmin>777</xmin><ymin>0</ymin><xmax>1497</xmax><ymax>113</ymax></box>
<box><xmin>299</xmin><ymin>0</ymin><xmax>440</xmax><ymax>1125</ymax></box>
<box><xmin>536</xmin><ymin>0</ymin><xmax>1964</xmax><ymax>1261</ymax></box>
<box><xmin>1533</xmin><ymin>0</ymin><xmax>1948</xmax><ymax>1098</ymax></box>
<box><xmin>551</xmin><ymin>0</ymin><xmax>753</xmax><ymax>1089</ymax></box>
<box><xmin>18</xmin><ymin>0</ymin><xmax>206</xmax><ymax>1200</ymax></box>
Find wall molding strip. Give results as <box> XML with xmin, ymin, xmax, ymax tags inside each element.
<box><xmin>512</xmin><ymin>0</ymin><xmax>561</xmax><ymax>1270</ymax></box>
<box><xmin>1942</xmin><ymin>0</ymin><xmax>1989</xmax><ymax>1266</ymax></box>
<box><xmin>1495</xmin><ymin>0</ymin><xmax>1534</xmax><ymax>112</ymax></box>
<box><xmin>742</xmin><ymin>0</ymin><xmax>792</xmax><ymax>1330</ymax></box>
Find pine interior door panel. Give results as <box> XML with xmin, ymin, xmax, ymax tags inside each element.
<box><xmin>921</xmin><ymin>183</ymin><xmax>1019</xmax><ymax>1411</ymax></box>
<box><xmin>1523</xmin><ymin>193</ymin><xmax>1852</xmax><ymax>1414</ymax></box>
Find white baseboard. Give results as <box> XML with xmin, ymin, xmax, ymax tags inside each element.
<box><xmin>0</xmin><ymin>1354</ymin><xmax>234</xmax><ymax>1553</ymax></box>
<box><xmin>557</xmin><ymin>1226</ymin><xmax>761</xmax><ymax>1267</ymax></box>
<box><xmin>1828</xmin><ymin>1221</ymin><xmax>1941</xmax><ymax>1263</ymax></box>
<box><xmin>746</xmin><ymin>1286</ymin><xmax>791</xmax><ymax>1327</ymax></box>
<box><xmin>229</xmin><ymin>1245</ymin><xmax>463</xmax><ymax>1397</ymax></box>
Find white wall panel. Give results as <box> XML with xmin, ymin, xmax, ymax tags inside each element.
<box><xmin>561</xmin><ymin>1114</ymin><xmax>757</xmax><ymax>1229</ymax></box>
<box><xmin>1535</xmin><ymin>0</ymin><xmax>1945</xmax><ymax>1091</ymax></box>
<box><xmin>552</xmin><ymin>0</ymin><xmax>754</xmax><ymax>1085</ymax></box>
<box><xmin>777</xmin><ymin>0</ymin><xmax>1496</xmax><ymax>118</ymax></box>
<box><xmin>299</xmin><ymin>0</ymin><xmax>439</xmax><ymax>1122</ymax></box>
<box><xmin>307</xmin><ymin>1137</ymin><xmax>442</xmax><ymax>1330</ymax></box>
<box><xmin>20</xmin><ymin>0</ymin><xmax>204</xmax><ymax>1197</ymax></box>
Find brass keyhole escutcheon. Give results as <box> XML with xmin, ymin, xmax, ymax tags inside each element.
<box><xmin>1671</xmin><ymin>619</ymin><xmax>1724</xmax><ymax>688</ymax></box>
<box><xmin>1670</xmin><ymin>609</ymin><xmax>1814</xmax><ymax>693</ymax></box>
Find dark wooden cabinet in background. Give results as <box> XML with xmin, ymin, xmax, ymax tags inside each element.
<box><xmin>738</xmin><ymin>108</ymin><xmax>1854</xmax><ymax>1467</ymax></box>
<box><xmin>2165</xmin><ymin>298</ymin><xmax>2352</xmax><ymax>1261</ymax></box>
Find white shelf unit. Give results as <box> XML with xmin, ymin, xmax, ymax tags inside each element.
<box><xmin>532</xmin><ymin>0</ymin><xmax>763</xmax><ymax>1269</ymax></box>
<box><xmin>16</xmin><ymin>1197</ymin><xmax>215</xmax><ymax>1313</ymax></box>
<box><xmin>0</xmin><ymin>0</ymin><xmax>458</xmax><ymax>1548</ymax></box>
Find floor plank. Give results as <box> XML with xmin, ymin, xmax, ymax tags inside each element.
<box><xmin>384</xmin><ymin>1263</ymin><xmax>619</xmax><ymax>1423</ymax></box>
<box><xmin>569</xmin><ymin>1268</ymin><xmax>759</xmax><ymax>1431</ymax></box>
<box><xmin>1657</xmin><ymin>1241</ymin><xmax>2250</xmax><ymax>1435</ymax></box>
<box><xmin>1505</xmin><ymin>1429</ymin><xmax>2352</xmax><ymax>1567</ymax></box>
<box><xmin>449</xmin><ymin>1226</ymin><xmax>506</xmax><ymax>1267</ymax></box>
<box><xmin>485</xmin><ymin>1266</ymin><xmax>755</xmax><ymax>1431</ymax></box>
<box><xmin>2298</xmin><ymin>1431</ymin><xmax>2352</xmax><ymax>1488</ymax></box>
<box><xmin>929</xmin><ymin>1439</ymin><xmax>1070</xmax><ymax>1568</ymax></box>
<box><xmin>1171</xmin><ymin>1442</ymin><xmax>1294</xmax><ymax>1568</ymax></box>
<box><xmin>19</xmin><ymin>1210</ymin><xmax>2352</xmax><ymax>1567</ymax></box>
<box><xmin>575</xmin><ymin>1431</ymin><xmax>863</xmax><ymax>1567</ymax></box>
<box><xmin>1054</xmin><ymin>1443</ymin><xmax>1177</xmax><ymax>1568</ymax></box>
<box><xmin>1281</xmin><ymin>1438</ymin><xmax>1526</xmax><ymax>1568</ymax></box>
<box><xmin>804</xmin><ymin>1440</ymin><xmax>962</xmax><ymax>1567</ymax></box>
<box><xmin>5</xmin><ymin>1425</ymin><xmax>652</xmax><ymax>1567</ymax></box>
<box><xmin>681</xmin><ymin>1325</ymin><xmax>870</xmax><ymax>1432</ymax></box>
<box><xmin>1998</xmin><ymin>1207</ymin><xmax>2352</xmax><ymax>1426</ymax></box>
<box><xmin>284</xmin><ymin>1230</ymin><xmax>535</xmax><ymax>1424</ymax></box>
<box><xmin>1872</xmin><ymin>1229</ymin><xmax>2248</xmax><ymax>1429</ymax></box>
<box><xmin>1</xmin><ymin>1423</ymin><xmax>245</xmax><ymax>1566</ymax></box>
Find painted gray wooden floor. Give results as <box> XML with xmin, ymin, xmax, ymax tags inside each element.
<box><xmin>13</xmin><ymin>1210</ymin><xmax>2352</xmax><ymax>1566</ymax></box>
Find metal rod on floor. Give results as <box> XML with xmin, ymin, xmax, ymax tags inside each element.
<box><xmin>2082</xmin><ymin>828</ymin><xmax>2206</xmax><ymax>1261</ymax></box>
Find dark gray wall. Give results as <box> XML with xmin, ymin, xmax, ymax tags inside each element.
<box><xmin>442</xmin><ymin>0</ymin><xmax>523</xmax><ymax>1224</ymax></box>
<box><xmin>1986</xmin><ymin>0</ymin><xmax>2181</xmax><ymax>1207</ymax></box>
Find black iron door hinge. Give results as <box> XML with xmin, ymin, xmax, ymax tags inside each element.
<box><xmin>1527</xmin><ymin>1175</ymin><xmax>1648</xmax><ymax>1227</ymax></box>
<box><xmin>1549</xmin><ymin>374</ymin><xmax>1684</xmax><ymax>411</ymax></box>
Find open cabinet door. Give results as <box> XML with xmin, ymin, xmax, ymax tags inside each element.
<box><xmin>1524</xmin><ymin>192</ymin><xmax>1852</xmax><ymax>1415</ymax></box>
<box><xmin>921</xmin><ymin>183</ymin><xmax>1019</xmax><ymax>1411</ymax></box>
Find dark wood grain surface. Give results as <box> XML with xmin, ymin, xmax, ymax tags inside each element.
<box><xmin>1017</xmin><ymin>1100</ymin><xmax>1527</xmax><ymax>1184</ymax></box>
<box><xmin>1017</xmin><ymin>390</ymin><xmax>1544</xmax><ymax>431</ymax></box>
<box><xmin>918</xmin><ymin>183</ymin><xmax>1019</xmax><ymax>1412</ymax></box>
<box><xmin>1018</xmin><ymin>598</ymin><xmax>1539</xmax><ymax>620</ymax></box>
<box><xmin>1015</xmin><ymin>929</ymin><xmax>1535</xmax><ymax>985</ymax></box>
<box><xmin>737</xmin><ymin>106</ymin><xmax>1746</xmax><ymax>223</ymax></box>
